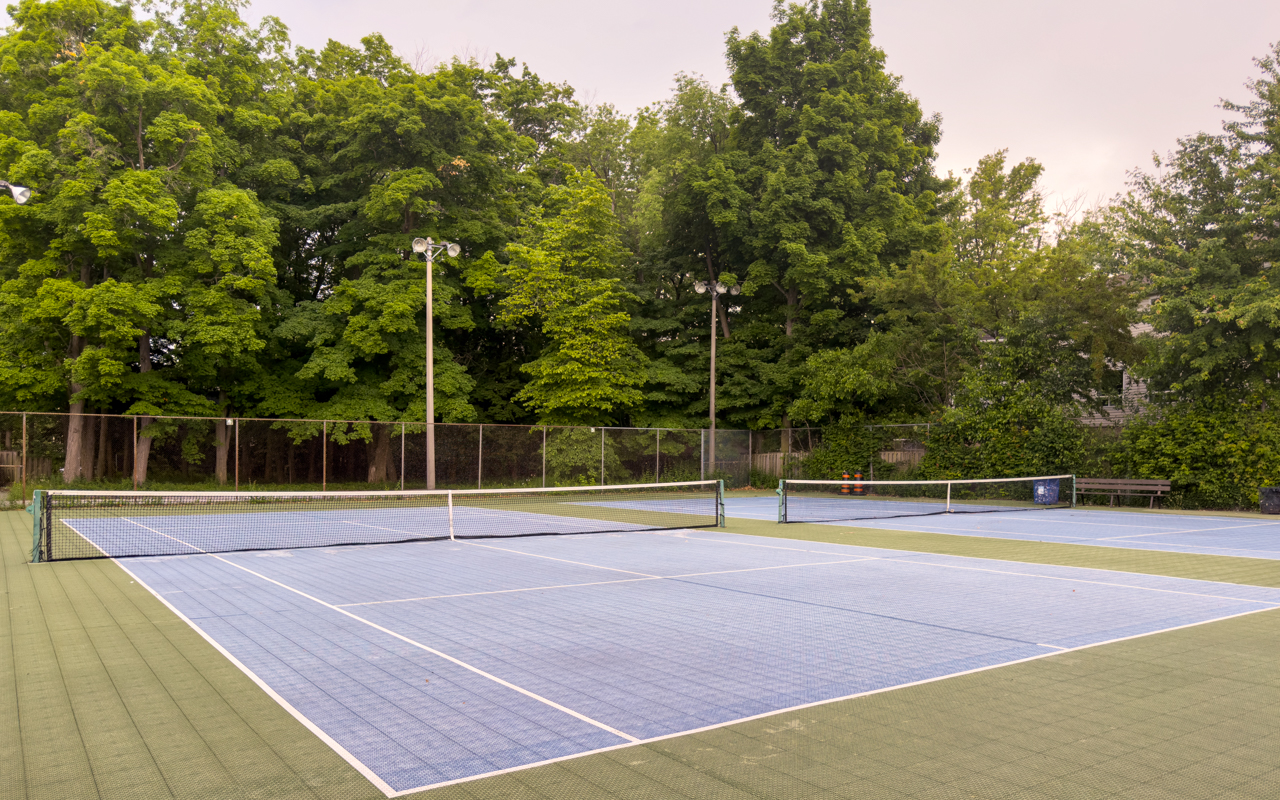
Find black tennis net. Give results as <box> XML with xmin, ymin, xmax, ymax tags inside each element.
<box><xmin>33</xmin><ymin>480</ymin><xmax>724</xmax><ymax>561</ymax></box>
<box><xmin>780</xmin><ymin>476</ymin><xmax>1073</xmax><ymax>524</ymax></box>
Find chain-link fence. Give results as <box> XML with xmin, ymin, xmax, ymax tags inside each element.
<box><xmin>1</xmin><ymin>411</ymin><xmax>810</xmax><ymax>504</ymax></box>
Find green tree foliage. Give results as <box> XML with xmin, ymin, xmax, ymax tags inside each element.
<box><xmin>1117</xmin><ymin>392</ymin><xmax>1280</xmax><ymax>509</ymax></box>
<box><xmin>490</xmin><ymin>168</ymin><xmax>647</xmax><ymax>424</ymax></box>
<box><xmin>791</xmin><ymin>150</ymin><xmax>1137</xmax><ymax>422</ymax></box>
<box><xmin>0</xmin><ymin>0</ymin><xmax>282</xmax><ymax>481</ymax></box>
<box><xmin>919</xmin><ymin>350</ymin><xmax>1089</xmax><ymax>481</ymax></box>
<box><xmin>1118</xmin><ymin>42</ymin><xmax>1280</xmax><ymax>397</ymax></box>
<box><xmin>701</xmin><ymin>0</ymin><xmax>952</xmax><ymax>428</ymax></box>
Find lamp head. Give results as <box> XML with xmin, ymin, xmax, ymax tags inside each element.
<box><xmin>0</xmin><ymin>182</ymin><xmax>30</xmax><ymax>204</ymax></box>
<box><xmin>694</xmin><ymin>281</ymin><xmax>708</xmax><ymax>294</ymax></box>
<box><xmin>729</xmin><ymin>285</ymin><xmax>741</xmax><ymax>296</ymax></box>
<box><xmin>446</xmin><ymin>242</ymin><xmax>461</xmax><ymax>258</ymax></box>
<box><xmin>411</xmin><ymin>238</ymin><xmax>429</xmax><ymax>253</ymax></box>
<box><xmin>715</xmin><ymin>282</ymin><xmax>726</xmax><ymax>294</ymax></box>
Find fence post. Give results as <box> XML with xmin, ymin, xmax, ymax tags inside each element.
<box><xmin>655</xmin><ymin>429</ymin><xmax>660</xmax><ymax>483</ymax></box>
<box><xmin>542</xmin><ymin>427</ymin><xmax>547</xmax><ymax>488</ymax></box>
<box><xmin>322</xmin><ymin>420</ymin><xmax>327</xmax><ymax>491</ymax></box>
<box><xmin>478</xmin><ymin>424</ymin><xmax>483</xmax><ymax>489</ymax></box>
<box><xmin>234</xmin><ymin>419</ymin><xmax>240</xmax><ymax>491</ymax></box>
<box><xmin>132</xmin><ymin>416</ymin><xmax>138</xmax><ymax>491</ymax></box>
<box><xmin>700</xmin><ymin>430</ymin><xmax>705</xmax><ymax>481</ymax></box>
<box><xmin>21</xmin><ymin>411</ymin><xmax>26</xmax><ymax>504</ymax></box>
<box><xmin>400</xmin><ymin>422</ymin><xmax>406</xmax><ymax>491</ymax></box>
<box><xmin>747</xmin><ymin>429</ymin><xmax>752</xmax><ymax>486</ymax></box>
<box><xmin>600</xmin><ymin>427</ymin><xmax>605</xmax><ymax>485</ymax></box>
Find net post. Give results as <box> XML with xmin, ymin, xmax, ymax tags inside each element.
<box><xmin>718</xmin><ymin>479</ymin><xmax>725</xmax><ymax>527</ymax></box>
<box><xmin>478</xmin><ymin>424</ymin><xmax>483</xmax><ymax>489</ymax></box>
<box><xmin>777</xmin><ymin>479</ymin><xmax>786</xmax><ymax>523</ymax></box>
<box><xmin>400</xmin><ymin>422</ymin><xmax>405</xmax><ymax>491</ymax></box>
<box><xmin>234</xmin><ymin>418</ymin><xmax>240</xmax><ymax>491</ymax></box>
<box><xmin>541</xmin><ymin>426</ymin><xmax>546</xmax><ymax>488</ymax></box>
<box><xmin>21</xmin><ymin>411</ymin><xmax>26</xmax><ymax>504</ymax></box>
<box><xmin>600</xmin><ymin>427</ymin><xmax>605</xmax><ymax>485</ymax></box>
<box><xmin>29</xmin><ymin>489</ymin><xmax>42</xmax><ymax>563</ymax></box>
<box><xmin>448</xmin><ymin>491</ymin><xmax>455</xmax><ymax>541</ymax></box>
<box><xmin>946</xmin><ymin>481</ymin><xmax>951</xmax><ymax>512</ymax></box>
<box><xmin>321</xmin><ymin>420</ymin><xmax>327</xmax><ymax>491</ymax></box>
<box><xmin>132</xmin><ymin>416</ymin><xmax>138</xmax><ymax>491</ymax></box>
<box><xmin>1071</xmin><ymin>474</ymin><xmax>1077</xmax><ymax>508</ymax></box>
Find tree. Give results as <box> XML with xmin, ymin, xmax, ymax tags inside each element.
<box><xmin>702</xmin><ymin>0</ymin><xmax>952</xmax><ymax>428</ymax></box>
<box><xmin>791</xmin><ymin>150</ymin><xmax>1136</xmax><ymax>423</ymax></box>
<box><xmin>1118</xmin><ymin>42</ymin><xmax>1280</xmax><ymax>397</ymax></box>
<box><xmin>0</xmin><ymin>0</ymin><xmax>285</xmax><ymax>483</ymax></box>
<box><xmin>489</xmin><ymin>167</ymin><xmax>648</xmax><ymax>424</ymax></box>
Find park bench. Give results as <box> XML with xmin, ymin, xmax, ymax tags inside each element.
<box><xmin>1075</xmin><ymin>478</ymin><xmax>1172</xmax><ymax>509</ymax></box>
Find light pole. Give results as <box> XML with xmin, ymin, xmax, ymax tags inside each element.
<box><xmin>694</xmin><ymin>279</ymin><xmax>739</xmax><ymax>475</ymax></box>
<box><xmin>411</xmin><ymin>237</ymin><xmax>461</xmax><ymax>490</ymax></box>
<box><xmin>0</xmin><ymin>181</ymin><xmax>31</xmax><ymax>204</ymax></box>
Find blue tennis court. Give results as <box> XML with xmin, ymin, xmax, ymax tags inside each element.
<box><xmin>86</xmin><ymin>515</ymin><xmax>1280</xmax><ymax>796</ymax></box>
<box><xmin>725</xmin><ymin>496</ymin><xmax>1280</xmax><ymax>560</ymax></box>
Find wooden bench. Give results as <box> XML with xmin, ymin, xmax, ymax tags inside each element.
<box><xmin>1075</xmin><ymin>478</ymin><xmax>1172</xmax><ymax>509</ymax></box>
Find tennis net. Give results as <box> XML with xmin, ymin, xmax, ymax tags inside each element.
<box><xmin>33</xmin><ymin>480</ymin><xmax>724</xmax><ymax>561</ymax></box>
<box><xmin>779</xmin><ymin>475</ymin><xmax>1073</xmax><ymax>524</ymax></box>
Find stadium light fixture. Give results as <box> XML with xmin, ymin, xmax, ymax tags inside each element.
<box><xmin>409</xmin><ymin>236</ymin><xmax>462</xmax><ymax>489</ymax></box>
<box><xmin>0</xmin><ymin>181</ymin><xmax>31</xmax><ymax>204</ymax></box>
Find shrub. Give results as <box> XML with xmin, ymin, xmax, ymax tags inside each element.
<box><xmin>1116</xmin><ymin>392</ymin><xmax>1280</xmax><ymax>509</ymax></box>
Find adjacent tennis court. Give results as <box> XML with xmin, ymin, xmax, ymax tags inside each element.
<box><xmin>724</xmin><ymin>496</ymin><xmax>1280</xmax><ymax>560</ymax></box>
<box><xmin>74</xmin><ymin>512</ymin><xmax>1280</xmax><ymax>795</ymax></box>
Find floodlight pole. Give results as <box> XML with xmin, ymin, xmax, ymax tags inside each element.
<box><xmin>709</xmin><ymin>290</ymin><xmax>718</xmax><ymax>475</ymax></box>
<box><xmin>694</xmin><ymin>278</ymin><xmax>737</xmax><ymax>477</ymax></box>
<box><xmin>413</xmin><ymin>237</ymin><xmax>460</xmax><ymax>490</ymax></box>
<box><xmin>425</xmin><ymin>240</ymin><xmax>436</xmax><ymax>490</ymax></box>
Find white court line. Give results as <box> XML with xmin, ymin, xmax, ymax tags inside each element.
<box><xmin>667</xmin><ymin>531</ymin><xmax>1280</xmax><ymax>598</ymax></box>
<box><xmin>338</xmin><ymin>557</ymin><xmax>880</xmax><ymax>607</ymax></box>
<box><xmin>386</xmin><ymin>603</ymin><xmax>1280</xmax><ymax>796</ymax></box>
<box><xmin>462</xmin><ymin>540</ymin><xmax>662</xmax><ymax>578</ymax></box>
<box><xmin>874</xmin><ymin>556</ymin><xmax>1280</xmax><ymax>604</ymax></box>
<box><xmin>118</xmin><ymin>521</ymin><xmax>640</xmax><ymax>748</ymax></box>
<box><xmin>338</xmin><ymin>577</ymin><xmax>655</xmax><ymax>606</ymax></box>
<box><xmin>102</xmin><ymin>548</ymin><xmax>400</xmax><ymax>797</ymax></box>
<box><xmin>828</xmin><ymin>521</ymin><xmax>1280</xmax><ymax>559</ymax></box>
<box><xmin>1098</xmin><ymin>522</ymin><xmax>1280</xmax><ymax>541</ymax></box>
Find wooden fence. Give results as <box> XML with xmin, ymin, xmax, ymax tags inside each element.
<box><xmin>751</xmin><ymin>452</ymin><xmax>809</xmax><ymax>479</ymax></box>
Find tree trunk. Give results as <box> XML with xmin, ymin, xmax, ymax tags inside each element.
<box><xmin>133</xmin><ymin>425</ymin><xmax>153</xmax><ymax>486</ymax></box>
<box><xmin>80</xmin><ymin>414</ymin><xmax>97</xmax><ymax>481</ymax></box>
<box><xmin>64</xmin><ymin>335</ymin><xmax>87</xmax><ymax>484</ymax></box>
<box><xmin>132</xmin><ymin>331</ymin><xmax>153</xmax><ymax>486</ymax></box>
<box><xmin>96</xmin><ymin>416</ymin><xmax>109</xmax><ymax>478</ymax></box>
<box><xmin>64</xmin><ymin>407</ymin><xmax>84</xmax><ymax>483</ymax></box>
<box><xmin>214</xmin><ymin>390</ymin><xmax>229</xmax><ymax>484</ymax></box>
<box><xmin>367</xmin><ymin>424</ymin><xmax>396</xmax><ymax>484</ymax></box>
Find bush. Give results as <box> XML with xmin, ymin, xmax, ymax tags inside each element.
<box><xmin>803</xmin><ymin>414</ymin><xmax>896</xmax><ymax>480</ymax></box>
<box><xmin>1116</xmin><ymin>393</ymin><xmax>1280</xmax><ymax>509</ymax></box>
<box><xmin>920</xmin><ymin>388</ymin><xmax>1087</xmax><ymax>480</ymax></box>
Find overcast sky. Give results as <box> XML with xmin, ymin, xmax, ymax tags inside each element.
<box><xmin>245</xmin><ymin>1</ymin><xmax>1271</xmax><ymax>208</ymax></box>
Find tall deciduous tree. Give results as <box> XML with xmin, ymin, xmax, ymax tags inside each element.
<box><xmin>489</xmin><ymin>167</ymin><xmax>648</xmax><ymax>424</ymax></box>
<box><xmin>1119</xmin><ymin>42</ymin><xmax>1280</xmax><ymax>398</ymax></box>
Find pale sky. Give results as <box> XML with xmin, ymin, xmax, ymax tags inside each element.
<box><xmin>36</xmin><ymin>1</ymin><xmax>1280</xmax><ymax>208</ymax></box>
<box><xmin>238</xmin><ymin>0</ymin><xmax>1276</xmax><ymax>211</ymax></box>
